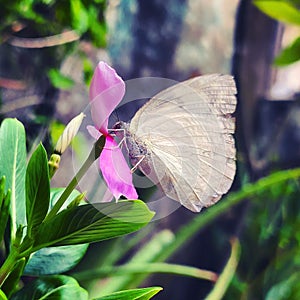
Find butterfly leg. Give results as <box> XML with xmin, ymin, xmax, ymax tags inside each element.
<box><xmin>106</xmin><ymin>128</ymin><xmax>128</xmax><ymax>150</ymax></box>
<box><xmin>131</xmin><ymin>155</ymin><xmax>145</xmax><ymax>173</ymax></box>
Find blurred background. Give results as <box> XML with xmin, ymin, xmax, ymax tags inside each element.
<box><xmin>1</xmin><ymin>0</ymin><xmax>300</xmax><ymax>299</ymax></box>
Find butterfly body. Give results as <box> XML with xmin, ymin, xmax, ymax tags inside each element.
<box><xmin>113</xmin><ymin>121</ymin><xmax>154</xmax><ymax>176</ymax></box>
<box><xmin>114</xmin><ymin>74</ymin><xmax>237</xmax><ymax>212</ymax></box>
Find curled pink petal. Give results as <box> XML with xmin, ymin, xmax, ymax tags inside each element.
<box><xmin>87</xmin><ymin>125</ymin><xmax>102</xmax><ymax>140</ymax></box>
<box><xmin>100</xmin><ymin>136</ymin><xmax>138</xmax><ymax>200</ymax></box>
<box><xmin>89</xmin><ymin>61</ymin><xmax>125</xmax><ymax>134</ymax></box>
<box><xmin>102</xmin><ymin>188</ymin><xmax>114</xmax><ymax>203</ymax></box>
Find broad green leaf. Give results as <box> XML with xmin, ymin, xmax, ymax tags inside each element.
<box><xmin>24</xmin><ymin>244</ymin><xmax>88</xmax><ymax>275</ymax></box>
<box><xmin>70</xmin><ymin>0</ymin><xmax>89</xmax><ymax>34</ymax></box>
<box><xmin>266</xmin><ymin>273</ymin><xmax>300</xmax><ymax>300</ymax></box>
<box><xmin>94</xmin><ymin>287</ymin><xmax>162</xmax><ymax>300</ymax></box>
<box><xmin>11</xmin><ymin>275</ymin><xmax>88</xmax><ymax>300</ymax></box>
<box><xmin>27</xmin><ymin>201</ymin><xmax>154</xmax><ymax>253</ymax></box>
<box><xmin>26</xmin><ymin>144</ymin><xmax>50</xmax><ymax>237</ymax></box>
<box><xmin>275</xmin><ymin>36</ymin><xmax>300</xmax><ymax>66</ymax></box>
<box><xmin>254</xmin><ymin>1</ymin><xmax>300</xmax><ymax>25</ymax></box>
<box><xmin>48</xmin><ymin>69</ymin><xmax>74</xmax><ymax>90</ymax></box>
<box><xmin>24</xmin><ymin>188</ymin><xmax>88</xmax><ymax>275</ymax></box>
<box><xmin>0</xmin><ymin>118</ymin><xmax>27</xmax><ymax>238</ymax></box>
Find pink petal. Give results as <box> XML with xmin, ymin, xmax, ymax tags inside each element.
<box><xmin>101</xmin><ymin>189</ymin><xmax>114</xmax><ymax>203</ymax></box>
<box><xmin>100</xmin><ymin>136</ymin><xmax>138</xmax><ymax>200</ymax></box>
<box><xmin>87</xmin><ymin>125</ymin><xmax>102</xmax><ymax>140</ymax></box>
<box><xmin>89</xmin><ymin>61</ymin><xmax>125</xmax><ymax>134</ymax></box>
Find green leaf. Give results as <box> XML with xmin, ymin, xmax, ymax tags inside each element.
<box><xmin>23</xmin><ymin>188</ymin><xmax>88</xmax><ymax>275</ymax></box>
<box><xmin>94</xmin><ymin>287</ymin><xmax>162</xmax><ymax>300</ymax></box>
<box><xmin>24</xmin><ymin>244</ymin><xmax>89</xmax><ymax>275</ymax></box>
<box><xmin>254</xmin><ymin>1</ymin><xmax>300</xmax><ymax>25</ymax></box>
<box><xmin>48</xmin><ymin>69</ymin><xmax>74</xmax><ymax>90</ymax></box>
<box><xmin>274</xmin><ymin>36</ymin><xmax>300</xmax><ymax>66</ymax></box>
<box><xmin>70</xmin><ymin>0</ymin><xmax>89</xmax><ymax>34</ymax></box>
<box><xmin>11</xmin><ymin>275</ymin><xmax>88</xmax><ymax>300</ymax></box>
<box><xmin>26</xmin><ymin>144</ymin><xmax>50</xmax><ymax>237</ymax></box>
<box><xmin>26</xmin><ymin>201</ymin><xmax>154</xmax><ymax>253</ymax></box>
<box><xmin>0</xmin><ymin>118</ymin><xmax>27</xmax><ymax>238</ymax></box>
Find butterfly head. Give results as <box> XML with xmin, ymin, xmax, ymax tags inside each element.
<box><xmin>110</xmin><ymin>121</ymin><xmax>130</xmax><ymax>139</ymax></box>
<box><xmin>112</xmin><ymin>121</ymin><xmax>127</xmax><ymax>130</ymax></box>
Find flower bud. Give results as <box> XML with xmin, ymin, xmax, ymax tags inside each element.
<box><xmin>54</xmin><ymin>112</ymin><xmax>85</xmax><ymax>155</ymax></box>
<box><xmin>48</xmin><ymin>153</ymin><xmax>61</xmax><ymax>178</ymax></box>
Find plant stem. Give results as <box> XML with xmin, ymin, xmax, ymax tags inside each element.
<box><xmin>72</xmin><ymin>262</ymin><xmax>218</xmax><ymax>282</ymax></box>
<box><xmin>205</xmin><ymin>238</ymin><xmax>241</xmax><ymax>300</ymax></box>
<box><xmin>45</xmin><ymin>135</ymin><xmax>105</xmax><ymax>222</ymax></box>
<box><xmin>0</xmin><ymin>248</ymin><xmax>18</xmax><ymax>288</ymax></box>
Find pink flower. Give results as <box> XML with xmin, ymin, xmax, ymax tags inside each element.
<box><xmin>88</xmin><ymin>61</ymin><xmax>138</xmax><ymax>200</ymax></box>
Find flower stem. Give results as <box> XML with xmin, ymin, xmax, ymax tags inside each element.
<box><xmin>45</xmin><ymin>135</ymin><xmax>106</xmax><ymax>222</ymax></box>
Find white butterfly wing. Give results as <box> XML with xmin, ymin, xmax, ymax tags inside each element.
<box><xmin>129</xmin><ymin>74</ymin><xmax>237</xmax><ymax>212</ymax></box>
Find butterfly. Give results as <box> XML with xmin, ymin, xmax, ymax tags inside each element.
<box><xmin>112</xmin><ymin>74</ymin><xmax>237</xmax><ymax>212</ymax></box>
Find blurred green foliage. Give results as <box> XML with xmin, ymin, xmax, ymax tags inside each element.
<box><xmin>0</xmin><ymin>0</ymin><xmax>106</xmax><ymax>46</ymax></box>
<box><xmin>0</xmin><ymin>0</ymin><xmax>106</xmax><ymax>98</ymax></box>
<box><xmin>225</xmin><ymin>177</ymin><xmax>300</xmax><ymax>299</ymax></box>
<box><xmin>254</xmin><ymin>0</ymin><xmax>300</xmax><ymax>66</ymax></box>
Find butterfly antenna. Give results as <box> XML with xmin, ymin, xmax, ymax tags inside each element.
<box><xmin>114</xmin><ymin>109</ymin><xmax>120</xmax><ymax>123</ymax></box>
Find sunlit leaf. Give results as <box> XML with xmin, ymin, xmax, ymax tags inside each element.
<box><xmin>0</xmin><ymin>289</ymin><xmax>7</xmax><ymax>300</ymax></box>
<box><xmin>11</xmin><ymin>275</ymin><xmax>88</xmax><ymax>300</ymax></box>
<box><xmin>94</xmin><ymin>287</ymin><xmax>163</xmax><ymax>300</ymax></box>
<box><xmin>275</xmin><ymin>36</ymin><xmax>300</xmax><ymax>66</ymax></box>
<box><xmin>254</xmin><ymin>1</ymin><xmax>300</xmax><ymax>25</ymax></box>
<box><xmin>0</xmin><ymin>119</ymin><xmax>27</xmax><ymax>237</ymax></box>
<box><xmin>26</xmin><ymin>144</ymin><xmax>50</xmax><ymax>237</ymax></box>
